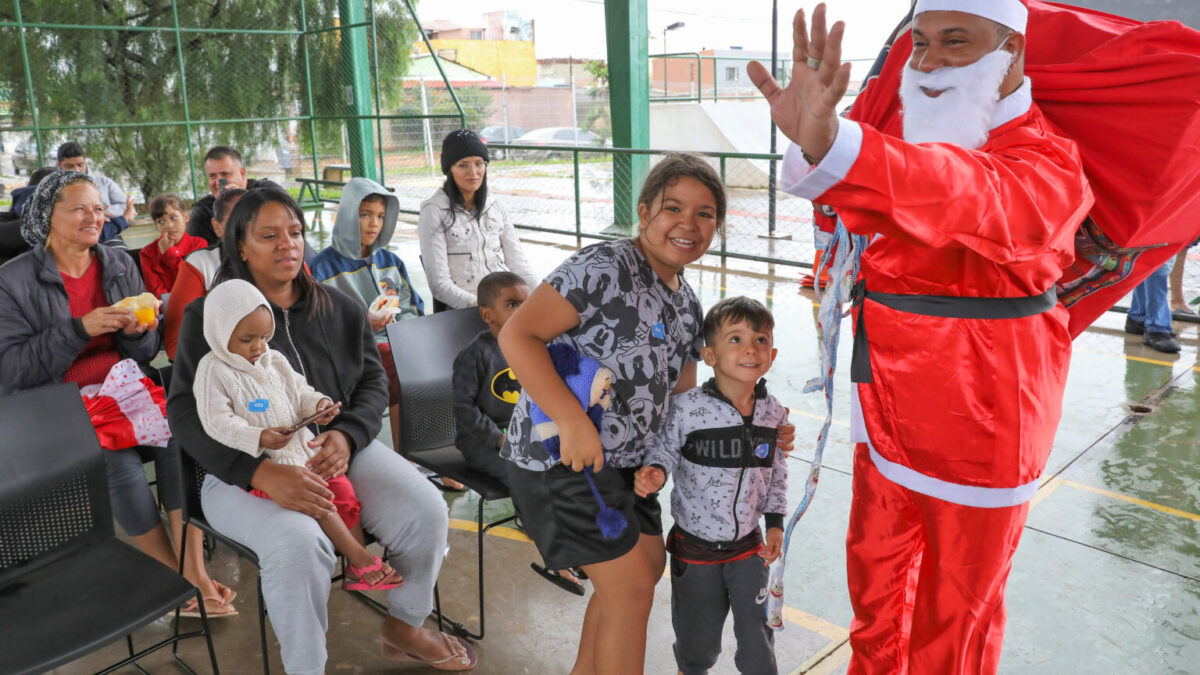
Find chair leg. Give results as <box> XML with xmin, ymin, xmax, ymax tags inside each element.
<box><xmin>433</xmin><ymin>583</ymin><xmax>444</xmax><ymax>633</ymax></box>
<box><xmin>201</xmin><ymin>606</ymin><xmax>221</xmax><ymax>675</ymax></box>
<box><xmin>174</xmin><ymin>521</ymin><xmax>190</xmax><ymax>658</ymax></box>
<box><xmin>476</xmin><ymin>496</ymin><xmax>487</xmax><ymax>640</ymax></box>
<box><xmin>257</xmin><ymin>576</ymin><xmax>270</xmax><ymax>675</ymax></box>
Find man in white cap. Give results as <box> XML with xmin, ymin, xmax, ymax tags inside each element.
<box><xmin>750</xmin><ymin>2</ymin><xmax>1093</xmax><ymax>673</ymax></box>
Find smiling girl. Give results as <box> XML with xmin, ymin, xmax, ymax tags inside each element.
<box><xmin>498</xmin><ymin>153</ymin><xmax>724</xmax><ymax>675</ymax></box>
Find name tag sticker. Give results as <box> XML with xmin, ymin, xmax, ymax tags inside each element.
<box><xmin>248</xmin><ymin>398</ymin><xmax>270</xmax><ymax>412</ymax></box>
<box><xmin>651</xmin><ymin>322</ymin><xmax>665</xmax><ymax>339</ymax></box>
<box><xmin>754</xmin><ymin>443</ymin><xmax>770</xmax><ymax>459</ymax></box>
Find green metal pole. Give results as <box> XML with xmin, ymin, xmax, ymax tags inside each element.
<box><xmin>168</xmin><ymin>0</ymin><xmax>200</xmax><ymax>200</ymax></box>
<box><xmin>368</xmin><ymin>0</ymin><xmax>386</xmax><ymax>182</ymax></box>
<box><xmin>299</xmin><ymin>0</ymin><xmax>321</xmax><ymax>199</ymax></box>
<box><xmin>603</xmin><ymin>0</ymin><xmax>650</xmax><ymax>235</ymax></box>
<box><xmin>13</xmin><ymin>0</ymin><xmax>45</xmax><ymax>166</ymax></box>
<box><xmin>339</xmin><ymin>0</ymin><xmax>377</xmax><ymax>181</ymax></box>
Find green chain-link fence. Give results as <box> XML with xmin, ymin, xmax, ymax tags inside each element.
<box><xmin>0</xmin><ymin>0</ymin><xmax>448</xmax><ymax>204</ymax></box>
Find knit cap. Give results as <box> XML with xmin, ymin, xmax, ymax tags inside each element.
<box><xmin>440</xmin><ymin>129</ymin><xmax>489</xmax><ymax>174</ymax></box>
<box><xmin>20</xmin><ymin>170</ymin><xmax>94</xmax><ymax>246</ymax></box>
<box><xmin>203</xmin><ymin>279</ymin><xmax>275</xmax><ymax>371</ymax></box>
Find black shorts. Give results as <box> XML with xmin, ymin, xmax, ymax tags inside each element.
<box><xmin>506</xmin><ymin>461</ymin><xmax>662</xmax><ymax>570</ymax></box>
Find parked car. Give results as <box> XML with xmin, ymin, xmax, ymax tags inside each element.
<box><xmin>511</xmin><ymin>127</ymin><xmax>609</xmax><ymax>160</ymax></box>
<box><xmin>478</xmin><ymin>125</ymin><xmax>527</xmax><ymax>160</ymax></box>
<box><xmin>11</xmin><ymin>138</ymin><xmax>48</xmax><ymax>175</ymax></box>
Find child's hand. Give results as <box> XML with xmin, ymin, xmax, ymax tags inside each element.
<box><xmin>760</xmin><ymin>527</ymin><xmax>784</xmax><ymax>565</ymax></box>
<box><xmin>633</xmin><ymin>466</ymin><xmax>666</xmax><ymax>497</ymax></box>
<box><xmin>312</xmin><ymin>399</ymin><xmax>341</xmax><ymax>425</ymax></box>
<box><xmin>777</xmin><ymin>411</ymin><xmax>795</xmax><ymax>457</ymax></box>
<box><xmin>559</xmin><ymin>415</ymin><xmax>604</xmax><ymax>472</ymax></box>
<box><xmin>261</xmin><ymin>427</ymin><xmax>296</xmax><ymax>450</ymax></box>
<box><xmin>123</xmin><ymin>194</ymin><xmax>137</xmax><ymax>222</ymax></box>
<box><xmin>368</xmin><ymin>311</ymin><xmax>393</xmax><ymax>332</ymax></box>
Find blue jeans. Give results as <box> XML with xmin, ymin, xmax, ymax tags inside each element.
<box><xmin>1128</xmin><ymin>257</ymin><xmax>1175</xmax><ymax>333</ymax></box>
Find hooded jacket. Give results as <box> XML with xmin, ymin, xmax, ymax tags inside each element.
<box><xmin>0</xmin><ymin>243</ymin><xmax>160</xmax><ymax>395</ymax></box>
<box><xmin>310</xmin><ymin>177</ymin><xmax>424</xmax><ymax>338</ymax></box>
<box><xmin>167</xmin><ymin>283</ymin><xmax>388</xmax><ymax>489</ymax></box>
<box><xmin>642</xmin><ymin>379</ymin><xmax>789</xmax><ymax>544</ymax></box>
<box><xmin>416</xmin><ymin>187</ymin><xmax>539</xmax><ymax>308</ymax></box>
<box><xmin>193</xmin><ymin>280</ymin><xmax>330</xmax><ymax>467</ymax></box>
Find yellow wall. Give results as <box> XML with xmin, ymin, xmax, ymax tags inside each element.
<box><xmin>414</xmin><ymin>39</ymin><xmax>536</xmax><ymax>86</ymax></box>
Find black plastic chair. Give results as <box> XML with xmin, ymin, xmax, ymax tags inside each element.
<box><xmin>385</xmin><ymin>308</ymin><xmax>518</xmax><ymax>640</ymax></box>
<box><xmin>158</xmin><ymin>363</ymin><xmax>273</xmax><ymax>674</ymax></box>
<box><xmin>0</xmin><ymin>383</ymin><xmax>220</xmax><ymax>675</ymax></box>
<box><xmin>178</xmin><ymin>451</ymin><xmax>272</xmax><ymax>673</ymax></box>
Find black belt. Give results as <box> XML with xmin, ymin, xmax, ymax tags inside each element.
<box><xmin>849</xmin><ymin>280</ymin><xmax>1058</xmax><ymax>384</ymax></box>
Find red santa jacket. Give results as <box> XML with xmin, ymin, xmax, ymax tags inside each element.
<box><xmin>845</xmin><ymin>2</ymin><xmax>1200</xmax><ymax>336</ymax></box>
<box><xmin>782</xmin><ymin>83</ymin><xmax>1093</xmax><ymax>506</ymax></box>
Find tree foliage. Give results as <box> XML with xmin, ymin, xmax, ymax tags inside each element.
<box><xmin>0</xmin><ymin>0</ymin><xmax>417</xmax><ymax>199</ymax></box>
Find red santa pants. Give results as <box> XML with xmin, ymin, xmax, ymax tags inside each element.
<box><xmin>845</xmin><ymin>443</ymin><xmax>1030</xmax><ymax>675</ymax></box>
<box><xmin>251</xmin><ymin>474</ymin><xmax>362</xmax><ymax>531</ymax></box>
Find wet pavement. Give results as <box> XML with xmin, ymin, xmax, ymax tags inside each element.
<box><xmin>65</xmin><ymin>221</ymin><xmax>1199</xmax><ymax>674</ymax></box>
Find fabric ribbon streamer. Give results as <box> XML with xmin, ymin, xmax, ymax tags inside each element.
<box><xmin>79</xmin><ymin>358</ymin><xmax>171</xmax><ymax>450</ymax></box>
<box><xmin>766</xmin><ymin>222</ymin><xmax>867</xmax><ymax>630</ymax></box>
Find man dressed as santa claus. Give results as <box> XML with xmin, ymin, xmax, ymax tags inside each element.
<box><xmin>750</xmin><ymin>2</ymin><xmax>1093</xmax><ymax>673</ymax></box>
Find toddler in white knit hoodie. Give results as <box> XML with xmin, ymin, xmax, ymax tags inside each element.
<box><xmin>194</xmin><ymin>279</ymin><xmax>402</xmax><ymax>591</ymax></box>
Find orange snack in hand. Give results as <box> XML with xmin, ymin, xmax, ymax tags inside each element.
<box><xmin>114</xmin><ymin>292</ymin><xmax>160</xmax><ymax>328</ymax></box>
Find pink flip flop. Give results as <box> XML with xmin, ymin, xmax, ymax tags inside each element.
<box><xmin>342</xmin><ymin>555</ymin><xmax>404</xmax><ymax>592</ymax></box>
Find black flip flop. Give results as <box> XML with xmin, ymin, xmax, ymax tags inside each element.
<box><xmin>530</xmin><ymin>562</ymin><xmax>585</xmax><ymax>596</ymax></box>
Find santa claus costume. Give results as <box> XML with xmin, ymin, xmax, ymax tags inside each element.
<box><xmin>781</xmin><ymin>1</ymin><xmax>1098</xmax><ymax>673</ymax></box>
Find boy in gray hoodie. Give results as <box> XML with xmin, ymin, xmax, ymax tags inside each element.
<box><xmin>634</xmin><ymin>296</ymin><xmax>788</xmax><ymax>675</ymax></box>
<box><xmin>311</xmin><ymin>176</ymin><xmax>426</xmax><ymax>450</ymax></box>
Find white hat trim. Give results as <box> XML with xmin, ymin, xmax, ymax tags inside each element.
<box><xmin>913</xmin><ymin>0</ymin><xmax>1027</xmax><ymax>33</ymax></box>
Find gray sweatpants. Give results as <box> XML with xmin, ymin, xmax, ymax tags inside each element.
<box><xmin>202</xmin><ymin>440</ymin><xmax>449</xmax><ymax>675</ymax></box>
<box><xmin>671</xmin><ymin>554</ymin><xmax>778</xmax><ymax>675</ymax></box>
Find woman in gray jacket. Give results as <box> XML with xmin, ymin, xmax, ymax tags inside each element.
<box><xmin>0</xmin><ymin>170</ymin><xmax>234</xmax><ymax>617</ymax></box>
<box><xmin>418</xmin><ymin>129</ymin><xmax>539</xmax><ymax>310</ymax></box>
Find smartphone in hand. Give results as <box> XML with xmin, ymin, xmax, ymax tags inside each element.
<box><xmin>284</xmin><ymin>402</ymin><xmax>342</xmax><ymax>434</ymax></box>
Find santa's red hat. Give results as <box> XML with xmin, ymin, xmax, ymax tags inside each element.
<box><xmin>913</xmin><ymin>0</ymin><xmax>1028</xmax><ymax>33</ymax></box>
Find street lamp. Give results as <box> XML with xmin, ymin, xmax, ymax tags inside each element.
<box><xmin>663</xmin><ymin>21</ymin><xmax>685</xmax><ymax>98</ymax></box>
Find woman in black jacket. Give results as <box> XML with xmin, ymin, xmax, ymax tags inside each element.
<box><xmin>0</xmin><ymin>170</ymin><xmax>233</xmax><ymax>617</ymax></box>
<box><xmin>167</xmin><ymin>189</ymin><xmax>475</xmax><ymax>672</ymax></box>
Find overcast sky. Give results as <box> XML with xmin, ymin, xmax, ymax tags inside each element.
<box><xmin>422</xmin><ymin>0</ymin><xmax>912</xmax><ymax>63</ymax></box>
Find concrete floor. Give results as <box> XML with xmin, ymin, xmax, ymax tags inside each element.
<box><xmin>61</xmin><ymin>220</ymin><xmax>1199</xmax><ymax>674</ymax></box>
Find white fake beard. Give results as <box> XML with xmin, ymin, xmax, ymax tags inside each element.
<box><xmin>899</xmin><ymin>49</ymin><xmax>1015</xmax><ymax>149</ymax></box>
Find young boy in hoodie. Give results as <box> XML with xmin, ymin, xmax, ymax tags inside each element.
<box><xmin>311</xmin><ymin>176</ymin><xmax>425</xmax><ymax>449</ymax></box>
<box><xmin>633</xmin><ymin>296</ymin><xmax>789</xmax><ymax>675</ymax></box>
<box><xmin>193</xmin><ymin>279</ymin><xmax>403</xmax><ymax>591</ymax></box>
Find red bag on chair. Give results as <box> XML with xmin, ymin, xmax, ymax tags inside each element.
<box><xmin>79</xmin><ymin>359</ymin><xmax>171</xmax><ymax>450</ymax></box>
<box><xmin>847</xmin><ymin>1</ymin><xmax>1200</xmax><ymax>336</ymax></box>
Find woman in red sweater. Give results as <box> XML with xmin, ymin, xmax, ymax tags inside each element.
<box><xmin>0</xmin><ymin>171</ymin><xmax>234</xmax><ymax>617</ymax></box>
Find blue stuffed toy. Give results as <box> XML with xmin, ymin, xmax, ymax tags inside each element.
<box><xmin>529</xmin><ymin>343</ymin><xmax>627</xmax><ymax>539</ymax></box>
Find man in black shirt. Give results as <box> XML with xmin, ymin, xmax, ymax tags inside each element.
<box><xmin>187</xmin><ymin>145</ymin><xmax>281</xmax><ymax>244</ymax></box>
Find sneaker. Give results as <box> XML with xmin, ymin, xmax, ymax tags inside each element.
<box><xmin>1142</xmin><ymin>331</ymin><xmax>1181</xmax><ymax>354</ymax></box>
<box><xmin>1125</xmin><ymin>316</ymin><xmax>1176</xmax><ymax>337</ymax></box>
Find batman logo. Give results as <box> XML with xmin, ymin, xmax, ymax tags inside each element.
<box><xmin>490</xmin><ymin>368</ymin><xmax>521</xmax><ymax>404</ymax></box>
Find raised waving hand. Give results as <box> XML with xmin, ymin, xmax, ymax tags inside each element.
<box><xmin>747</xmin><ymin>3</ymin><xmax>852</xmax><ymax>162</ymax></box>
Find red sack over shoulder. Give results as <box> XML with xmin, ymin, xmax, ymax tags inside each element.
<box><xmin>847</xmin><ymin>2</ymin><xmax>1200</xmax><ymax>336</ymax></box>
<box><xmin>79</xmin><ymin>359</ymin><xmax>172</xmax><ymax>450</ymax></box>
